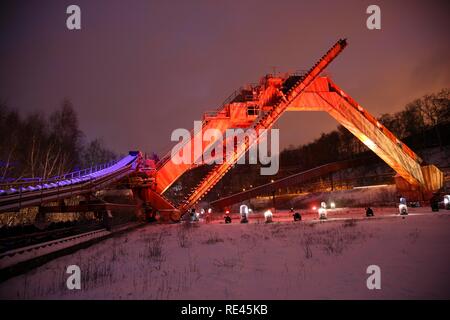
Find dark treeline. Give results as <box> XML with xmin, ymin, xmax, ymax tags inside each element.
<box><xmin>203</xmin><ymin>88</ymin><xmax>450</xmax><ymax>199</ymax></box>
<box><xmin>0</xmin><ymin>99</ymin><xmax>117</xmax><ymax>181</ymax></box>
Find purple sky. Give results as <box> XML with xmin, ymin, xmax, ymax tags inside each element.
<box><xmin>0</xmin><ymin>0</ymin><xmax>449</xmax><ymax>156</ymax></box>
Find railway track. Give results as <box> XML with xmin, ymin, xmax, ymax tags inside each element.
<box><xmin>0</xmin><ymin>221</ymin><xmax>145</xmax><ymax>282</ymax></box>
<box><xmin>0</xmin><ymin>223</ymin><xmax>104</xmax><ymax>254</ymax></box>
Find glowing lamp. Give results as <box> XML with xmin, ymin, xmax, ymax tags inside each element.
<box><xmin>264</xmin><ymin>210</ymin><xmax>273</xmax><ymax>223</ymax></box>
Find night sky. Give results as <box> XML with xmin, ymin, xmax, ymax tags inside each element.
<box><xmin>0</xmin><ymin>0</ymin><xmax>449</xmax><ymax>156</ymax></box>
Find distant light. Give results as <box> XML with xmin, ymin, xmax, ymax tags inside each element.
<box><xmin>250</xmin><ymin>185</ymin><xmax>253</xmax><ymax>188</ymax></box>
<box><xmin>271</xmin><ymin>180</ymin><xmax>274</xmax><ymax>183</ymax></box>
<box><xmin>242</xmin><ymin>188</ymin><xmax>246</xmax><ymax>191</ymax></box>
<box><xmin>208</xmin><ymin>208</ymin><xmax>212</xmax><ymax>214</ymax></box>
<box><xmin>330</xmin><ymin>202</ymin><xmax>336</xmax><ymax>209</ymax></box>
<box><xmin>312</xmin><ymin>206</ymin><xmax>317</xmax><ymax>210</ymax></box>
<box><xmin>225</xmin><ymin>210</ymin><xmax>230</xmax><ymax>214</ymax></box>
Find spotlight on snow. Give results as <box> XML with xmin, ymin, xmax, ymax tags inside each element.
<box><xmin>239</xmin><ymin>205</ymin><xmax>249</xmax><ymax>223</ymax></box>
<box><xmin>224</xmin><ymin>210</ymin><xmax>231</xmax><ymax>223</ymax></box>
<box><xmin>190</xmin><ymin>208</ymin><xmax>199</xmax><ymax>222</ymax></box>
<box><xmin>330</xmin><ymin>202</ymin><xmax>336</xmax><ymax>209</ymax></box>
<box><xmin>444</xmin><ymin>195</ymin><xmax>449</xmax><ymax>210</ymax></box>
<box><xmin>318</xmin><ymin>207</ymin><xmax>327</xmax><ymax>219</ymax></box>
<box><xmin>318</xmin><ymin>202</ymin><xmax>327</xmax><ymax>219</ymax></box>
<box><xmin>399</xmin><ymin>195</ymin><xmax>408</xmax><ymax>215</ymax></box>
<box><xmin>264</xmin><ymin>210</ymin><xmax>273</xmax><ymax>223</ymax></box>
<box><xmin>399</xmin><ymin>204</ymin><xmax>408</xmax><ymax>215</ymax></box>
<box><xmin>444</xmin><ymin>194</ymin><xmax>450</xmax><ymax>210</ymax></box>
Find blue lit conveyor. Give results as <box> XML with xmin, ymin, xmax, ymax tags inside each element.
<box><xmin>0</xmin><ymin>154</ymin><xmax>138</xmax><ymax>213</ymax></box>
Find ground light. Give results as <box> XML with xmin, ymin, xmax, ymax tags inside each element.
<box><xmin>224</xmin><ymin>210</ymin><xmax>231</xmax><ymax>223</ymax></box>
<box><xmin>264</xmin><ymin>210</ymin><xmax>273</xmax><ymax>223</ymax></box>
<box><xmin>399</xmin><ymin>204</ymin><xmax>408</xmax><ymax>215</ymax></box>
<box><xmin>318</xmin><ymin>202</ymin><xmax>327</xmax><ymax>219</ymax></box>
<box><xmin>444</xmin><ymin>195</ymin><xmax>450</xmax><ymax>209</ymax></box>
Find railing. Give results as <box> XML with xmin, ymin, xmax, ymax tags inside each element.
<box><xmin>0</xmin><ymin>156</ymin><xmax>137</xmax><ymax>213</ymax></box>
<box><xmin>203</xmin><ymin>111</ymin><xmax>219</xmax><ymax>119</ymax></box>
<box><xmin>219</xmin><ymin>88</ymin><xmax>242</xmax><ymax>109</ymax></box>
<box><xmin>293</xmin><ymin>69</ymin><xmax>309</xmax><ymax>77</ymax></box>
<box><xmin>0</xmin><ymin>158</ymin><xmax>120</xmax><ymax>191</ymax></box>
<box><xmin>216</xmin><ymin>82</ymin><xmax>259</xmax><ymax>111</ymax></box>
<box><xmin>48</xmin><ymin>158</ymin><xmax>121</xmax><ymax>182</ymax></box>
<box><xmin>0</xmin><ymin>155</ymin><xmax>136</xmax><ymax>196</ymax></box>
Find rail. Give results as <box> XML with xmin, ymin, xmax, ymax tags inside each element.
<box><xmin>0</xmin><ymin>154</ymin><xmax>138</xmax><ymax>213</ymax></box>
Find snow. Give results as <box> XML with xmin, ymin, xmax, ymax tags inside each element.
<box><xmin>1</xmin><ymin>209</ymin><xmax>449</xmax><ymax>299</ymax></box>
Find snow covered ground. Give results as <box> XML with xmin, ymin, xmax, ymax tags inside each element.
<box><xmin>1</xmin><ymin>209</ymin><xmax>450</xmax><ymax>299</ymax></box>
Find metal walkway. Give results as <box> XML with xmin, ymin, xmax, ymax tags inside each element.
<box><xmin>0</xmin><ymin>154</ymin><xmax>138</xmax><ymax>213</ymax></box>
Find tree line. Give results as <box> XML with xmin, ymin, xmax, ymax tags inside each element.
<box><xmin>0</xmin><ymin>99</ymin><xmax>117</xmax><ymax>181</ymax></box>
<box><xmin>280</xmin><ymin>88</ymin><xmax>450</xmax><ymax>168</ymax></box>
